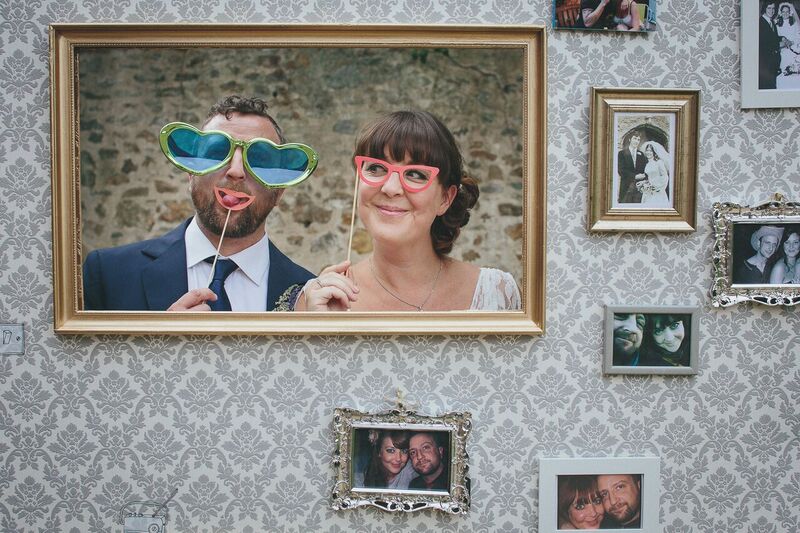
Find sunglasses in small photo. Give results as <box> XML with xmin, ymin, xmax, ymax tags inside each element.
<box><xmin>159</xmin><ymin>122</ymin><xmax>318</xmax><ymax>189</ymax></box>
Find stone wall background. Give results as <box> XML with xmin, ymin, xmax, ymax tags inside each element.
<box><xmin>0</xmin><ymin>0</ymin><xmax>799</xmax><ymax>532</ymax></box>
<box><xmin>79</xmin><ymin>47</ymin><xmax>524</xmax><ymax>281</ymax></box>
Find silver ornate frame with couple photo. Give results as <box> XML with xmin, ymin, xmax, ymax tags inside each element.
<box><xmin>49</xmin><ymin>24</ymin><xmax>546</xmax><ymax>336</ymax></box>
<box><xmin>331</xmin><ymin>406</ymin><xmax>471</xmax><ymax>514</ymax></box>
<box><xmin>538</xmin><ymin>456</ymin><xmax>661</xmax><ymax>533</ymax></box>
<box><xmin>588</xmin><ymin>88</ymin><xmax>700</xmax><ymax>233</ymax></box>
<box><xmin>603</xmin><ymin>305</ymin><xmax>700</xmax><ymax>376</ymax></box>
<box><xmin>711</xmin><ymin>193</ymin><xmax>800</xmax><ymax>307</ymax></box>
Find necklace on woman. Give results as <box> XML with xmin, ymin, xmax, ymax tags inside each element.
<box><xmin>369</xmin><ymin>257</ymin><xmax>443</xmax><ymax>311</ymax></box>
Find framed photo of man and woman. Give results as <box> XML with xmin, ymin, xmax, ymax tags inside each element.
<box><xmin>588</xmin><ymin>88</ymin><xmax>700</xmax><ymax>232</ymax></box>
<box><xmin>604</xmin><ymin>305</ymin><xmax>699</xmax><ymax>375</ymax></box>
<box><xmin>330</xmin><ymin>407</ymin><xmax>471</xmax><ymax>514</ymax></box>
<box><xmin>741</xmin><ymin>1</ymin><xmax>800</xmax><ymax>108</ymax></box>
<box><xmin>538</xmin><ymin>457</ymin><xmax>661</xmax><ymax>532</ymax></box>
<box><xmin>711</xmin><ymin>194</ymin><xmax>800</xmax><ymax>306</ymax></box>
<box><xmin>50</xmin><ymin>24</ymin><xmax>546</xmax><ymax>336</ymax></box>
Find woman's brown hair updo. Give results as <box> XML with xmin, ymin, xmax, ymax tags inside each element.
<box><xmin>354</xmin><ymin>110</ymin><xmax>479</xmax><ymax>256</ymax></box>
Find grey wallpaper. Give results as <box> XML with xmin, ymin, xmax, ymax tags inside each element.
<box><xmin>0</xmin><ymin>1</ymin><xmax>799</xmax><ymax>533</ymax></box>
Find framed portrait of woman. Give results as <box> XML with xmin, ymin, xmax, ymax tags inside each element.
<box><xmin>588</xmin><ymin>88</ymin><xmax>700</xmax><ymax>233</ymax></box>
<box><xmin>50</xmin><ymin>24</ymin><xmax>547</xmax><ymax>336</ymax></box>
<box><xmin>711</xmin><ymin>194</ymin><xmax>800</xmax><ymax>306</ymax></box>
<box><xmin>331</xmin><ymin>406</ymin><xmax>471</xmax><ymax>513</ymax></box>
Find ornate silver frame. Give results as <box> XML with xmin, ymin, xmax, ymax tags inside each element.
<box><xmin>711</xmin><ymin>194</ymin><xmax>800</xmax><ymax>307</ymax></box>
<box><xmin>331</xmin><ymin>406</ymin><xmax>471</xmax><ymax>514</ymax></box>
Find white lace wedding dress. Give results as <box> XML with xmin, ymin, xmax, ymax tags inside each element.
<box><xmin>469</xmin><ymin>268</ymin><xmax>521</xmax><ymax>310</ymax></box>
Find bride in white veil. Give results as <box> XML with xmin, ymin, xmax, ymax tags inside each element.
<box><xmin>638</xmin><ymin>141</ymin><xmax>671</xmax><ymax>207</ymax></box>
<box><xmin>777</xmin><ymin>2</ymin><xmax>800</xmax><ymax>88</ymax></box>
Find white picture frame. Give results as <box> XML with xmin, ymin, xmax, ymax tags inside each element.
<box><xmin>538</xmin><ymin>457</ymin><xmax>661</xmax><ymax>533</ymax></box>
<box><xmin>741</xmin><ymin>1</ymin><xmax>800</xmax><ymax>108</ymax></box>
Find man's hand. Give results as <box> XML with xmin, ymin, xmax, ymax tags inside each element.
<box><xmin>167</xmin><ymin>288</ymin><xmax>218</xmax><ymax>311</ymax></box>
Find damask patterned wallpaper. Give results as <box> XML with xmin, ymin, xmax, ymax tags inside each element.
<box><xmin>0</xmin><ymin>1</ymin><xmax>799</xmax><ymax>532</ymax></box>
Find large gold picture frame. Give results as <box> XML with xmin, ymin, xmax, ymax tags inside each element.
<box><xmin>50</xmin><ymin>24</ymin><xmax>546</xmax><ymax>335</ymax></box>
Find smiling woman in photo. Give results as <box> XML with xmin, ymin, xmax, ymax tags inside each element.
<box><xmin>294</xmin><ymin>110</ymin><xmax>521</xmax><ymax>312</ymax></box>
<box><xmin>557</xmin><ymin>475</ymin><xmax>605</xmax><ymax>530</ymax></box>
<box><xmin>360</xmin><ymin>429</ymin><xmax>417</xmax><ymax>490</ymax></box>
<box><xmin>641</xmin><ymin>314</ymin><xmax>691</xmax><ymax>367</ymax></box>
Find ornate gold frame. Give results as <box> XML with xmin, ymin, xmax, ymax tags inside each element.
<box><xmin>588</xmin><ymin>87</ymin><xmax>700</xmax><ymax>232</ymax></box>
<box><xmin>50</xmin><ymin>24</ymin><xmax>546</xmax><ymax>335</ymax></box>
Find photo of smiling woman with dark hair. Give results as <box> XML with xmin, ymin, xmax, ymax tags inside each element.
<box><xmin>640</xmin><ymin>314</ymin><xmax>692</xmax><ymax>367</ymax></box>
<box><xmin>357</xmin><ymin>429</ymin><xmax>417</xmax><ymax>490</ymax></box>
<box><xmin>293</xmin><ymin>110</ymin><xmax>521</xmax><ymax>312</ymax></box>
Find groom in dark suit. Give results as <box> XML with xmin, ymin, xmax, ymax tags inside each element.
<box><xmin>616</xmin><ymin>131</ymin><xmax>648</xmax><ymax>204</ymax></box>
<box><xmin>759</xmin><ymin>1</ymin><xmax>782</xmax><ymax>89</ymax></box>
<box><xmin>82</xmin><ymin>96</ymin><xmax>313</xmax><ymax>311</ymax></box>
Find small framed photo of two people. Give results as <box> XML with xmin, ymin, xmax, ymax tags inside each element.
<box><xmin>588</xmin><ymin>88</ymin><xmax>700</xmax><ymax>233</ymax></box>
<box><xmin>553</xmin><ymin>0</ymin><xmax>657</xmax><ymax>32</ymax></box>
<box><xmin>539</xmin><ymin>457</ymin><xmax>661</xmax><ymax>533</ymax></box>
<box><xmin>741</xmin><ymin>1</ymin><xmax>800</xmax><ymax>108</ymax></box>
<box><xmin>604</xmin><ymin>305</ymin><xmax>699</xmax><ymax>376</ymax></box>
<box><xmin>711</xmin><ymin>195</ymin><xmax>800</xmax><ymax>307</ymax></box>
<box><xmin>330</xmin><ymin>407</ymin><xmax>471</xmax><ymax>514</ymax></box>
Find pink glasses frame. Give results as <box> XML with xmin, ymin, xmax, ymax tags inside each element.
<box><xmin>354</xmin><ymin>156</ymin><xmax>440</xmax><ymax>193</ymax></box>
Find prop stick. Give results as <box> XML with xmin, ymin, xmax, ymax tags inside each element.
<box><xmin>346</xmin><ymin>175</ymin><xmax>360</xmax><ymax>264</ymax></box>
<box><xmin>205</xmin><ymin>207</ymin><xmax>232</xmax><ymax>287</ymax></box>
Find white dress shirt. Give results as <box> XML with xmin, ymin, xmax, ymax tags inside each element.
<box><xmin>184</xmin><ymin>218</ymin><xmax>271</xmax><ymax>311</ymax></box>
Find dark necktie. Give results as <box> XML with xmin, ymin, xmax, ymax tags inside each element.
<box><xmin>205</xmin><ymin>257</ymin><xmax>238</xmax><ymax>311</ymax></box>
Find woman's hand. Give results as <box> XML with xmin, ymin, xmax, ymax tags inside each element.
<box><xmin>296</xmin><ymin>260</ymin><xmax>359</xmax><ymax>311</ymax></box>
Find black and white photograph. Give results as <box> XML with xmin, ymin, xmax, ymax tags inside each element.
<box><xmin>611</xmin><ymin>113</ymin><xmax>675</xmax><ymax>210</ymax></box>
<box><xmin>711</xmin><ymin>195</ymin><xmax>800</xmax><ymax>306</ymax></box>
<box><xmin>731</xmin><ymin>224</ymin><xmax>800</xmax><ymax>285</ymax></box>
<box><xmin>759</xmin><ymin>1</ymin><xmax>800</xmax><ymax>90</ymax></box>
<box><xmin>742</xmin><ymin>2</ymin><xmax>800</xmax><ymax>107</ymax></box>
<box><xmin>604</xmin><ymin>306</ymin><xmax>699</xmax><ymax>375</ymax></box>
<box><xmin>539</xmin><ymin>457</ymin><xmax>661</xmax><ymax>533</ymax></box>
<box><xmin>553</xmin><ymin>0</ymin><xmax>656</xmax><ymax>31</ymax></box>
<box><xmin>588</xmin><ymin>88</ymin><xmax>699</xmax><ymax>232</ymax></box>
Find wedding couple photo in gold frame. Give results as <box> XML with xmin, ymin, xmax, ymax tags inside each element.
<box><xmin>50</xmin><ymin>24</ymin><xmax>547</xmax><ymax>336</ymax></box>
<box><xmin>588</xmin><ymin>87</ymin><xmax>700</xmax><ymax>233</ymax></box>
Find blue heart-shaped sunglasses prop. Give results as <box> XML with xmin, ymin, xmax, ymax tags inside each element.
<box><xmin>159</xmin><ymin>122</ymin><xmax>318</xmax><ymax>188</ymax></box>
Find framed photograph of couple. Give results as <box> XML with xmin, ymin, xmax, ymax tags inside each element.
<box><xmin>330</xmin><ymin>407</ymin><xmax>471</xmax><ymax>514</ymax></box>
<box><xmin>588</xmin><ymin>88</ymin><xmax>700</xmax><ymax>233</ymax></box>
<box><xmin>741</xmin><ymin>1</ymin><xmax>800</xmax><ymax>108</ymax></box>
<box><xmin>711</xmin><ymin>194</ymin><xmax>800</xmax><ymax>307</ymax></box>
<box><xmin>604</xmin><ymin>305</ymin><xmax>699</xmax><ymax>375</ymax></box>
<box><xmin>538</xmin><ymin>457</ymin><xmax>661</xmax><ymax>533</ymax></box>
<box><xmin>553</xmin><ymin>0</ymin><xmax>657</xmax><ymax>32</ymax></box>
<box><xmin>50</xmin><ymin>24</ymin><xmax>547</xmax><ymax>336</ymax></box>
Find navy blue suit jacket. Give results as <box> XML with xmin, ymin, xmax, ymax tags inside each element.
<box><xmin>82</xmin><ymin>219</ymin><xmax>313</xmax><ymax>311</ymax></box>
